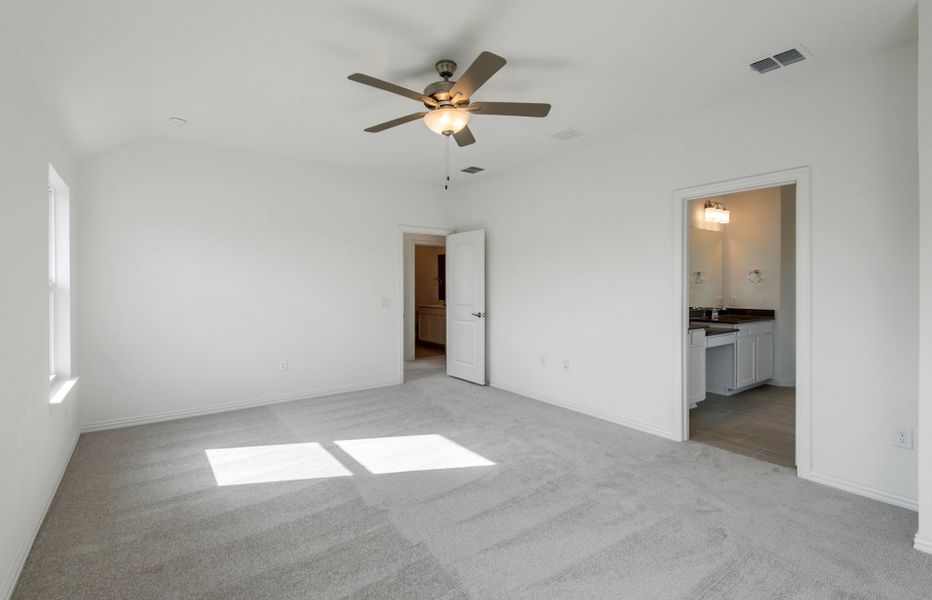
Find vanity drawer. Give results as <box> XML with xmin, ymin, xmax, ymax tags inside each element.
<box><xmin>749</xmin><ymin>321</ymin><xmax>774</xmax><ymax>336</ymax></box>
<box><xmin>735</xmin><ymin>321</ymin><xmax>773</xmax><ymax>336</ymax></box>
<box><xmin>706</xmin><ymin>332</ymin><xmax>737</xmax><ymax>347</ymax></box>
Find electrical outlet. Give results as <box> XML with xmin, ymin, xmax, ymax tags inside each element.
<box><xmin>562</xmin><ymin>360</ymin><xmax>570</xmax><ymax>371</ymax></box>
<box><xmin>894</xmin><ymin>428</ymin><xmax>913</xmax><ymax>449</ymax></box>
<box><xmin>279</xmin><ymin>360</ymin><xmax>288</xmax><ymax>372</ymax></box>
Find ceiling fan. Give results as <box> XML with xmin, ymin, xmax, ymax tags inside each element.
<box><xmin>348</xmin><ymin>51</ymin><xmax>551</xmax><ymax>147</ymax></box>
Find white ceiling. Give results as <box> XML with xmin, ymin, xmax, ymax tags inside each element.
<box><xmin>2</xmin><ymin>0</ymin><xmax>917</xmax><ymax>183</ymax></box>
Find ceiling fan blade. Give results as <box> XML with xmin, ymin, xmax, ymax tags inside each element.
<box><xmin>348</xmin><ymin>73</ymin><xmax>438</xmax><ymax>107</ymax></box>
<box><xmin>468</xmin><ymin>101</ymin><xmax>551</xmax><ymax>117</ymax></box>
<box><xmin>364</xmin><ymin>112</ymin><xmax>428</xmax><ymax>133</ymax></box>
<box><xmin>453</xmin><ymin>125</ymin><xmax>476</xmax><ymax>147</ymax></box>
<box><xmin>449</xmin><ymin>51</ymin><xmax>507</xmax><ymax>99</ymax></box>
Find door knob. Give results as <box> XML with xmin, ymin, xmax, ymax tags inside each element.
<box><xmin>471</xmin><ymin>312</ymin><xmax>485</xmax><ymax>318</ymax></box>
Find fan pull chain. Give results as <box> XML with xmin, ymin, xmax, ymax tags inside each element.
<box><xmin>443</xmin><ymin>134</ymin><xmax>451</xmax><ymax>191</ymax></box>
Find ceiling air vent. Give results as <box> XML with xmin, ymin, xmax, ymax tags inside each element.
<box><xmin>774</xmin><ymin>48</ymin><xmax>805</xmax><ymax>66</ymax></box>
<box><xmin>750</xmin><ymin>47</ymin><xmax>808</xmax><ymax>74</ymax></box>
<box><xmin>461</xmin><ymin>166</ymin><xmax>485</xmax><ymax>174</ymax></box>
<box><xmin>549</xmin><ymin>127</ymin><xmax>586</xmax><ymax>142</ymax></box>
<box><xmin>750</xmin><ymin>57</ymin><xmax>781</xmax><ymax>74</ymax></box>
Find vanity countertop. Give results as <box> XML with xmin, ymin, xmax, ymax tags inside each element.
<box><xmin>705</xmin><ymin>326</ymin><xmax>739</xmax><ymax>336</ymax></box>
<box><xmin>689</xmin><ymin>308</ymin><xmax>775</xmax><ymax>325</ymax></box>
<box><xmin>690</xmin><ymin>315</ymin><xmax>773</xmax><ymax>325</ymax></box>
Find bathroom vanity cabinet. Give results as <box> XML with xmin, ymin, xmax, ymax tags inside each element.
<box><xmin>733</xmin><ymin>321</ymin><xmax>774</xmax><ymax>388</ymax></box>
<box><xmin>688</xmin><ymin>318</ymin><xmax>774</xmax><ymax>403</ymax></box>
<box><xmin>416</xmin><ymin>305</ymin><xmax>446</xmax><ymax>346</ymax></box>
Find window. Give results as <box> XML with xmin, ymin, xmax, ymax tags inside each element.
<box><xmin>48</xmin><ymin>184</ymin><xmax>56</xmax><ymax>381</ymax></box>
<box><xmin>48</xmin><ymin>164</ymin><xmax>74</xmax><ymax>403</ymax></box>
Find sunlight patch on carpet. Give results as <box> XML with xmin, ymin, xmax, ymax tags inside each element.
<box><xmin>205</xmin><ymin>442</ymin><xmax>351</xmax><ymax>486</ymax></box>
<box><xmin>335</xmin><ymin>434</ymin><xmax>495</xmax><ymax>474</ymax></box>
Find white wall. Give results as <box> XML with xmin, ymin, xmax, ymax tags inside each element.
<box><xmin>689</xmin><ymin>188</ymin><xmax>784</xmax><ymax>309</ymax></box>
<box><xmin>720</xmin><ymin>188</ymin><xmax>782</xmax><ymax>310</ymax></box>
<box><xmin>77</xmin><ymin>140</ymin><xmax>445</xmax><ymax>429</ymax></box>
<box><xmin>916</xmin><ymin>0</ymin><xmax>932</xmax><ymax>554</ymax></box>
<box><xmin>0</xmin><ymin>38</ymin><xmax>80</xmax><ymax>599</ymax></box>
<box><xmin>446</xmin><ymin>44</ymin><xmax>919</xmax><ymax>508</ymax></box>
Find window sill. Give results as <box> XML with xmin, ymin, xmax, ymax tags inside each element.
<box><xmin>49</xmin><ymin>377</ymin><xmax>78</xmax><ymax>405</ymax></box>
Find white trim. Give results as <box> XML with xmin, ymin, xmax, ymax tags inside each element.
<box><xmin>671</xmin><ymin>167</ymin><xmax>812</xmax><ymax>480</ymax></box>
<box><xmin>80</xmin><ymin>378</ymin><xmax>399</xmax><ymax>433</ymax></box>
<box><xmin>914</xmin><ymin>533</ymin><xmax>932</xmax><ymax>555</ymax></box>
<box><xmin>802</xmin><ymin>470</ymin><xmax>918</xmax><ymax>511</ymax></box>
<box><xmin>768</xmin><ymin>378</ymin><xmax>796</xmax><ymax>387</ymax></box>
<box><xmin>397</xmin><ymin>224</ymin><xmax>453</xmax><ymax>377</ymax></box>
<box><xmin>2</xmin><ymin>431</ymin><xmax>80</xmax><ymax>600</ymax></box>
<box><xmin>491</xmin><ymin>379</ymin><xmax>679</xmax><ymax>441</ymax></box>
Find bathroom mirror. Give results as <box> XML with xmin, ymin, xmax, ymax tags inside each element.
<box><xmin>688</xmin><ymin>227</ymin><xmax>723</xmax><ymax>307</ymax></box>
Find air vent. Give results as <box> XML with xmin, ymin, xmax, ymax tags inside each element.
<box><xmin>750</xmin><ymin>47</ymin><xmax>808</xmax><ymax>74</ymax></box>
<box><xmin>549</xmin><ymin>127</ymin><xmax>586</xmax><ymax>142</ymax></box>
<box><xmin>750</xmin><ymin>57</ymin><xmax>781</xmax><ymax>74</ymax></box>
<box><xmin>461</xmin><ymin>166</ymin><xmax>485</xmax><ymax>174</ymax></box>
<box><xmin>774</xmin><ymin>48</ymin><xmax>805</xmax><ymax>66</ymax></box>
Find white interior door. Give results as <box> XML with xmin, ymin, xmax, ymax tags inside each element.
<box><xmin>446</xmin><ymin>229</ymin><xmax>486</xmax><ymax>384</ymax></box>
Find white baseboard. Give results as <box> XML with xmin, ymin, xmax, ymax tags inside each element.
<box><xmin>2</xmin><ymin>431</ymin><xmax>80</xmax><ymax>600</ymax></box>
<box><xmin>80</xmin><ymin>378</ymin><xmax>401</xmax><ymax>433</ymax></box>
<box><xmin>801</xmin><ymin>470</ymin><xmax>918</xmax><ymax>511</ymax></box>
<box><xmin>490</xmin><ymin>380</ymin><xmax>679</xmax><ymax>441</ymax></box>
<box><xmin>768</xmin><ymin>378</ymin><xmax>796</xmax><ymax>387</ymax></box>
<box><xmin>914</xmin><ymin>532</ymin><xmax>932</xmax><ymax>554</ymax></box>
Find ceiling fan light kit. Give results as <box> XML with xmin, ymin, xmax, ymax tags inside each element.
<box><xmin>348</xmin><ymin>50</ymin><xmax>552</xmax><ymax>149</ymax></box>
<box><xmin>423</xmin><ymin>107</ymin><xmax>470</xmax><ymax>135</ymax></box>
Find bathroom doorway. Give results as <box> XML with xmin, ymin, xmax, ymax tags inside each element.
<box><xmin>400</xmin><ymin>228</ymin><xmax>449</xmax><ymax>381</ymax></box>
<box><xmin>674</xmin><ymin>168</ymin><xmax>812</xmax><ymax>475</ymax></box>
<box><xmin>413</xmin><ymin>242</ymin><xmax>446</xmax><ymax>360</ymax></box>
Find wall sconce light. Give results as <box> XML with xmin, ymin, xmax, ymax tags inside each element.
<box><xmin>704</xmin><ymin>200</ymin><xmax>730</xmax><ymax>224</ymax></box>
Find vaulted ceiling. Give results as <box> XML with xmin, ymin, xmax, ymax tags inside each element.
<box><xmin>2</xmin><ymin>0</ymin><xmax>918</xmax><ymax>183</ymax></box>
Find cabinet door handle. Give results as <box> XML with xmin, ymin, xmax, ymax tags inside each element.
<box><xmin>471</xmin><ymin>312</ymin><xmax>485</xmax><ymax>318</ymax></box>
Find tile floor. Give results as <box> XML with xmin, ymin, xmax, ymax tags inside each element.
<box><xmin>689</xmin><ymin>385</ymin><xmax>795</xmax><ymax>468</ymax></box>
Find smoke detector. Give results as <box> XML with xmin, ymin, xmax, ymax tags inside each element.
<box><xmin>168</xmin><ymin>116</ymin><xmax>187</xmax><ymax>127</ymax></box>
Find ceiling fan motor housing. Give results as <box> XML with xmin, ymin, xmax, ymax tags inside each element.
<box><xmin>423</xmin><ymin>79</ymin><xmax>456</xmax><ymax>105</ymax></box>
<box><xmin>435</xmin><ymin>59</ymin><xmax>457</xmax><ymax>79</ymax></box>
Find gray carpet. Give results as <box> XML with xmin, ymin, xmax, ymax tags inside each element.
<box><xmin>14</xmin><ymin>356</ymin><xmax>932</xmax><ymax>599</ymax></box>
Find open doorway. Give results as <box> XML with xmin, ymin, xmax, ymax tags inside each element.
<box><xmin>413</xmin><ymin>243</ymin><xmax>446</xmax><ymax>360</ymax></box>
<box><xmin>675</xmin><ymin>167</ymin><xmax>810</xmax><ymax>475</ymax></box>
<box><xmin>398</xmin><ymin>226</ymin><xmax>487</xmax><ymax>385</ymax></box>
<box><xmin>402</xmin><ymin>230</ymin><xmax>448</xmax><ymax>381</ymax></box>
<box><xmin>686</xmin><ymin>185</ymin><xmax>796</xmax><ymax>467</ymax></box>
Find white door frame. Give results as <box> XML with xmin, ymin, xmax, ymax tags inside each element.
<box><xmin>398</xmin><ymin>224</ymin><xmax>453</xmax><ymax>382</ymax></box>
<box><xmin>671</xmin><ymin>167</ymin><xmax>812</xmax><ymax>478</ymax></box>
